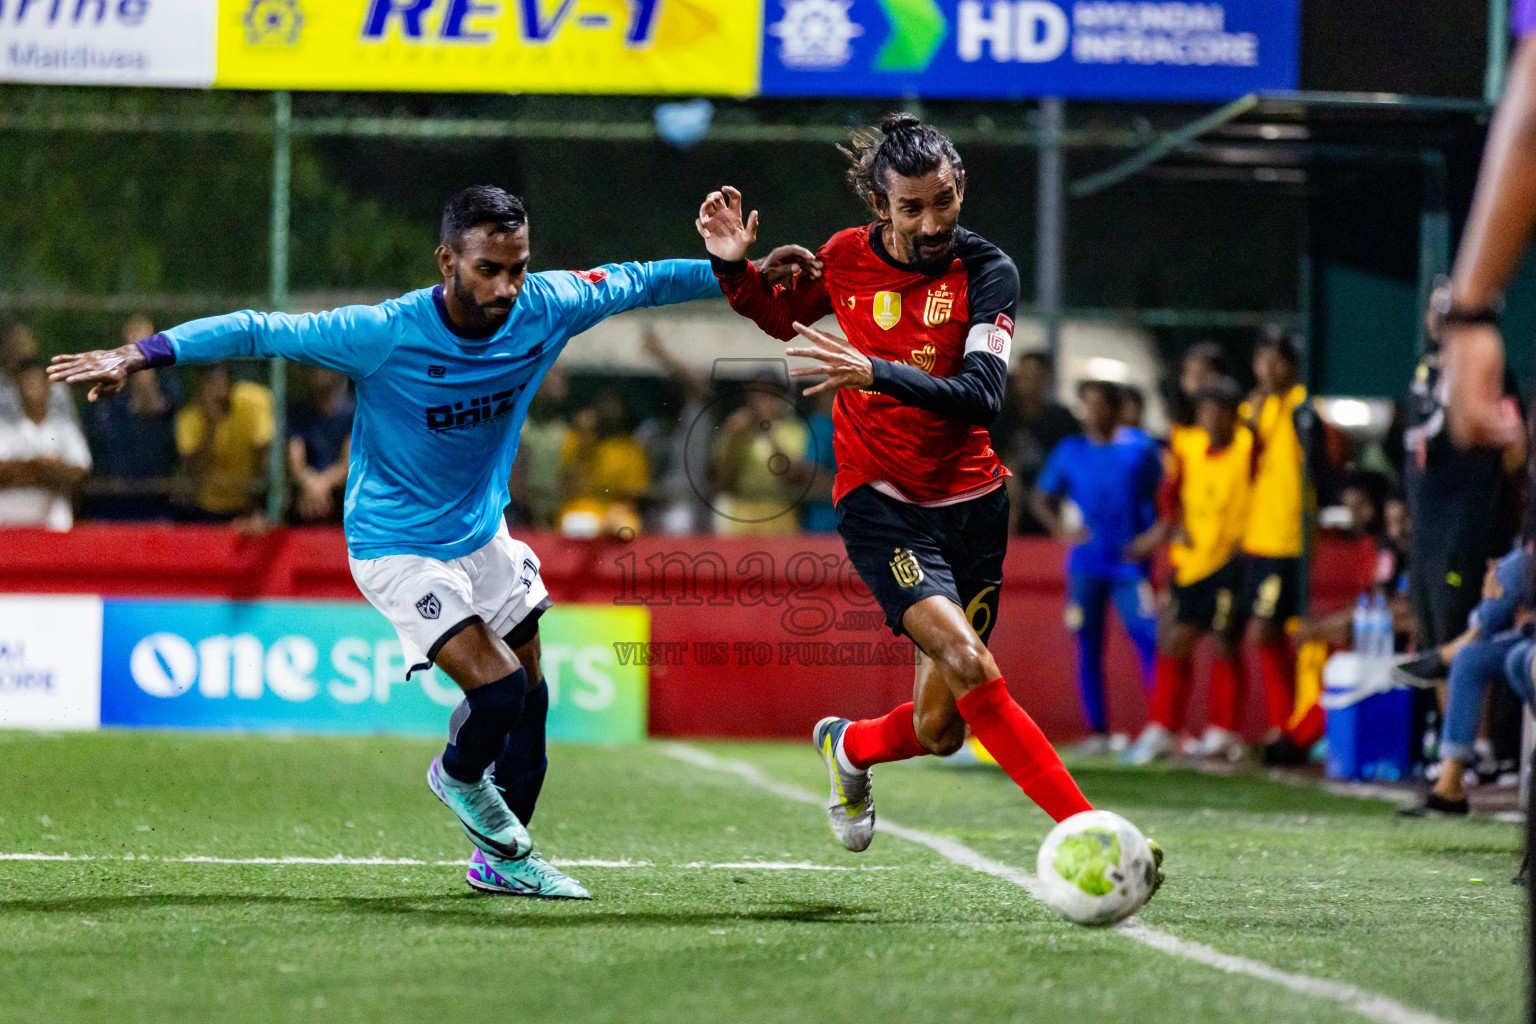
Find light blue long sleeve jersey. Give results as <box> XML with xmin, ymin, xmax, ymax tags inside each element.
<box><xmin>159</xmin><ymin>260</ymin><xmax>721</xmax><ymax>560</ymax></box>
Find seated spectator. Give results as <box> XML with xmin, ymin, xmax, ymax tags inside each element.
<box><xmin>0</xmin><ymin>322</ymin><xmax>79</xmax><ymax>427</ymax></box>
<box><xmin>81</xmin><ymin>315</ymin><xmax>182</xmax><ymax>521</ymax></box>
<box><xmin>0</xmin><ymin>361</ymin><xmax>91</xmax><ymax>530</ymax></box>
<box><xmin>1401</xmin><ymin>544</ymin><xmax>1532</xmax><ymax>816</ymax></box>
<box><xmin>559</xmin><ymin>388</ymin><xmax>648</xmax><ymax>536</ymax></box>
<box><xmin>176</xmin><ymin>365</ymin><xmax>274</xmax><ymax>523</ymax></box>
<box><xmin>636</xmin><ymin>329</ymin><xmax>714</xmax><ymax>535</ymax></box>
<box><xmin>711</xmin><ymin>378</ymin><xmax>807</xmax><ymax>537</ymax></box>
<box><xmin>287</xmin><ymin>366</ymin><xmax>354</xmax><ymax>524</ymax></box>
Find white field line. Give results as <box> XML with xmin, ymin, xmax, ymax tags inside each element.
<box><xmin>0</xmin><ymin>852</ymin><xmax>894</xmax><ymax>872</ymax></box>
<box><xmin>660</xmin><ymin>743</ymin><xmax>1456</xmax><ymax>1024</ymax></box>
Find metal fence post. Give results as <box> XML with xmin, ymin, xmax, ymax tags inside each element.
<box><xmin>266</xmin><ymin>90</ymin><xmax>291</xmax><ymax>523</ymax></box>
<box><xmin>1036</xmin><ymin>97</ymin><xmax>1065</xmax><ymax>373</ymax></box>
<box><xmin>1488</xmin><ymin>0</ymin><xmax>1511</xmax><ymax>105</ymax></box>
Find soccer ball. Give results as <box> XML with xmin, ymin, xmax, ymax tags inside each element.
<box><xmin>1036</xmin><ymin>810</ymin><xmax>1158</xmax><ymax>927</ymax></box>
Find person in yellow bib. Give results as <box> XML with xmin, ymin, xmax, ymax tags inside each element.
<box><xmin>1126</xmin><ymin>378</ymin><xmax>1253</xmax><ymax>765</ymax></box>
<box><xmin>1236</xmin><ymin>333</ymin><xmax>1310</xmax><ymax>764</ymax></box>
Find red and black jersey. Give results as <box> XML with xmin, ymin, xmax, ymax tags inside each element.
<box><xmin>713</xmin><ymin>224</ymin><xmax>1018</xmax><ymax>506</ymax></box>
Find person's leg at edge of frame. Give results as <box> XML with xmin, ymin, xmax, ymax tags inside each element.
<box><xmin>902</xmin><ymin>595</ymin><xmax>1093</xmax><ymax>823</ymax></box>
<box><xmin>1070</xmin><ymin>572</ymin><xmax>1110</xmax><ymax>737</ymax></box>
<box><xmin>1439</xmin><ymin>634</ymin><xmax>1532</xmax><ymax>803</ymax></box>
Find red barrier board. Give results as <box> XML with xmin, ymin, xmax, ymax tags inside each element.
<box><xmin>0</xmin><ymin>525</ymin><xmax>1368</xmax><ymax>740</ymax></box>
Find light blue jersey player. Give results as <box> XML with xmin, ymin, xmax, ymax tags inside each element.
<box><xmin>50</xmin><ymin>186</ymin><xmax>723</xmax><ymax>899</ymax></box>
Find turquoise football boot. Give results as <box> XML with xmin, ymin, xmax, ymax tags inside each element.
<box><xmin>466</xmin><ymin>849</ymin><xmax>591</xmax><ymax>899</ymax></box>
<box><xmin>427</xmin><ymin>755</ymin><xmax>531</xmax><ymax>861</ymax></box>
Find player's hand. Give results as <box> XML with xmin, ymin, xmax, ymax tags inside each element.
<box><xmin>1443</xmin><ymin>323</ymin><xmax>1523</xmax><ymax>448</ymax></box>
<box><xmin>786</xmin><ymin>322</ymin><xmax>873</xmax><ymax>396</ymax></box>
<box><xmin>48</xmin><ymin>344</ymin><xmax>147</xmax><ymax>402</ymax></box>
<box><xmin>757</xmin><ymin>245</ymin><xmax>823</xmax><ymax>289</ymax></box>
<box><xmin>696</xmin><ymin>186</ymin><xmax>758</xmax><ymax>263</ymax></box>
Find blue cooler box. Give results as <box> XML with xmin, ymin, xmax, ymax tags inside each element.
<box><xmin>1325</xmin><ymin>685</ymin><xmax>1414</xmax><ymax>782</ymax></box>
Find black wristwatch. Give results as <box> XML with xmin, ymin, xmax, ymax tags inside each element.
<box><xmin>1429</xmin><ymin>276</ymin><xmax>1503</xmax><ymax>328</ymax></box>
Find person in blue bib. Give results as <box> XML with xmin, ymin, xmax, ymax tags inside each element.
<box><xmin>49</xmin><ymin>185</ymin><xmax>724</xmax><ymax>900</ymax></box>
<box><xmin>1031</xmin><ymin>379</ymin><xmax>1162</xmax><ymax>750</ymax></box>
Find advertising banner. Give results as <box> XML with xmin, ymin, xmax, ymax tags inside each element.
<box><xmin>0</xmin><ymin>0</ymin><xmax>216</xmax><ymax>86</ymax></box>
<box><xmin>213</xmin><ymin>0</ymin><xmax>761</xmax><ymax>94</ymax></box>
<box><xmin>0</xmin><ymin>595</ymin><xmax>103</xmax><ymax>730</ymax></box>
<box><xmin>99</xmin><ymin>599</ymin><xmax>649</xmax><ymax>742</ymax></box>
<box><xmin>759</xmin><ymin>0</ymin><xmax>1299</xmax><ymax>100</ymax></box>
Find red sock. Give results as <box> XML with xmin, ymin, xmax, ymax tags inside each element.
<box><xmin>1289</xmin><ymin>703</ymin><xmax>1325</xmax><ymax>749</ymax></box>
<box><xmin>955</xmin><ymin>678</ymin><xmax>1092</xmax><ymax>822</ymax></box>
<box><xmin>1258</xmin><ymin>641</ymin><xmax>1296</xmax><ymax>732</ymax></box>
<box><xmin>1208</xmin><ymin>656</ymin><xmax>1247</xmax><ymax>732</ymax></box>
<box><xmin>841</xmin><ymin>703</ymin><xmax>927</xmax><ymax>770</ymax></box>
<box><xmin>1148</xmin><ymin>655</ymin><xmax>1194</xmax><ymax>732</ymax></box>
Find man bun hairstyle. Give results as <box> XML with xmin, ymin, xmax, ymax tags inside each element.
<box><xmin>840</xmin><ymin>112</ymin><xmax>965</xmax><ymax>214</ymax></box>
<box><xmin>441</xmin><ymin>185</ymin><xmax>527</xmax><ymax>250</ymax></box>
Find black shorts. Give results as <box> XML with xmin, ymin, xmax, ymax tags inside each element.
<box><xmin>1241</xmin><ymin>554</ymin><xmax>1301</xmax><ymax>623</ymax></box>
<box><xmin>1170</xmin><ymin>560</ymin><xmax>1243</xmax><ymax>635</ymax></box>
<box><xmin>836</xmin><ymin>484</ymin><xmax>1008</xmax><ymax>643</ymax></box>
<box><xmin>1409</xmin><ymin>554</ymin><xmax>1486</xmax><ymax>647</ymax></box>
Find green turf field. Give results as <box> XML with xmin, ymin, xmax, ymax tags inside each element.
<box><xmin>0</xmin><ymin>731</ymin><xmax>1523</xmax><ymax>1024</ymax></box>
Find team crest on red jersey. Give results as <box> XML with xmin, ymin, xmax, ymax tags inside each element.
<box><xmin>923</xmin><ymin>283</ymin><xmax>955</xmax><ymax>327</ymax></box>
<box><xmin>873</xmin><ymin>291</ymin><xmax>901</xmax><ymax>330</ymax></box>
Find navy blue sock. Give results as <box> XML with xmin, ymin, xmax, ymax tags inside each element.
<box><xmin>494</xmin><ymin>680</ymin><xmax>548</xmax><ymax>825</ymax></box>
<box><xmin>441</xmin><ymin>669</ymin><xmax>526</xmax><ymax>783</ymax></box>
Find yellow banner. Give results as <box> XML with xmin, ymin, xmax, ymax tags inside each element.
<box><xmin>216</xmin><ymin>0</ymin><xmax>760</xmax><ymax>94</ymax></box>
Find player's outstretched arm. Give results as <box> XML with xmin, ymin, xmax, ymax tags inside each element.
<box><xmin>786</xmin><ymin>319</ymin><xmax>1008</xmax><ymax>428</ymax></box>
<box><xmin>49</xmin><ymin>306</ymin><xmax>398</xmax><ymax>400</ymax></box>
<box><xmin>697</xmin><ymin>186</ymin><xmax>832</xmax><ymax>341</ymax></box>
<box><xmin>550</xmin><ymin>259</ymin><xmax>724</xmax><ymax>340</ymax></box>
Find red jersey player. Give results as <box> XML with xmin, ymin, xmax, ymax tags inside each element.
<box><xmin>697</xmin><ymin>114</ymin><xmax>1125</xmax><ymax>860</ymax></box>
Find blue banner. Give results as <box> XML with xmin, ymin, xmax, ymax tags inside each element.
<box><xmin>99</xmin><ymin>599</ymin><xmax>649</xmax><ymax>742</ymax></box>
<box><xmin>760</xmin><ymin>1</ymin><xmax>1299</xmax><ymax>101</ymax></box>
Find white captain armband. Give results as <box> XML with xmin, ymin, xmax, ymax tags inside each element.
<box><xmin>964</xmin><ymin>321</ymin><xmax>1012</xmax><ymax>364</ymax></box>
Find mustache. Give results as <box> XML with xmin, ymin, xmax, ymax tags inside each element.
<box><xmin>914</xmin><ymin>232</ymin><xmax>954</xmax><ymax>252</ymax></box>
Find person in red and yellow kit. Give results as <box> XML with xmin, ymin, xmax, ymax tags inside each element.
<box><xmin>1127</xmin><ymin>377</ymin><xmax>1253</xmax><ymax>764</ymax></box>
<box><xmin>1236</xmin><ymin>333</ymin><xmax>1312</xmax><ymax>764</ymax></box>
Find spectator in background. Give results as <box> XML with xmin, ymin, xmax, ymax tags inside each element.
<box><xmin>637</xmin><ymin>328</ymin><xmax>713</xmax><ymax>534</ymax></box>
<box><xmin>0</xmin><ymin>322</ymin><xmax>79</xmax><ymax>427</ymax></box>
<box><xmin>1118</xmin><ymin>384</ymin><xmax>1148</xmax><ymax>439</ymax></box>
<box><xmin>287</xmin><ymin>365</ymin><xmax>354</xmax><ymax>524</ymax></box>
<box><xmin>993</xmin><ymin>352</ymin><xmax>1078</xmax><ymax>535</ymax></box>
<box><xmin>1237</xmin><ymin>333</ymin><xmax>1312</xmax><ymax>765</ymax></box>
<box><xmin>559</xmin><ymin>388</ymin><xmax>648</xmax><ymax>536</ymax></box>
<box><xmin>1031</xmin><ymin>381</ymin><xmax>1161</xmax><ymax>751</ymax></box>
<box><xmin>81</xmin><ymin>315</ymin><xmax>182</xmax><ymax>521</ymax></box>
<box><xmin>800</xmin><ymin>389</ymin><xmax>838</xmax><ymax>533</ymax></box>
<box><xmin>176</xmin><ymin>364</ymin><xmax>274</xmax><ymax>523</ymax></box>
<box><xmin>711</xmin><ymin>378</ymin><xmax>807</xmax><ymax>537</ymax></box>
<box><xmin>512</xmin><ymin>367</ymin><xmax>570</xmax><ymax>529</ymax></box>
<box><xmin>1128</xmin><ymin>379</ymin><xmax>1253</xmax><ymax>765</ymax></box>
<box><xmin>1403</xmin><ymin>346</ymin><xmax>1525</xmax><ymax>773</ymax></box>
<box><xmin>1400</xmin><ymin>545</ymin><xmax>1532</xmax><ymax>816</ymax></box>
<box><xmin>0</xmin><ymin>361</ymin><xmax>91</xmax><ymax>530</ymax></box>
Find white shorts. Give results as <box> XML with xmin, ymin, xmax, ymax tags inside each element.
<box><xmin>349</xmin><ymin>523</ymin><xmax>551</xmax><ymax>678</ymax></box>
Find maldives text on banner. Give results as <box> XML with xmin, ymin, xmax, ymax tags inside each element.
<box><xmin>0</xmin><ymin>595</ymin><xmax>104</xmax><ymax>730</ymax></box>
<box><xmin>214</xmin><ymin>0</ymin><xmax>761</xmax><ymax>93</ymax></box>
<box><xmin>760</xmin><ymin>0</ymin><xmax>1300</xmax><ymax>100</ymax></box>
<box><xmin>97</xmin><ymin>600</ymin><xmax>650</xmax><ymax>741</ymax></box>
<box><xmin>0</xmin><ymin>0</ymin><xmax>216</xmax><ymax>86</ymax></box>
